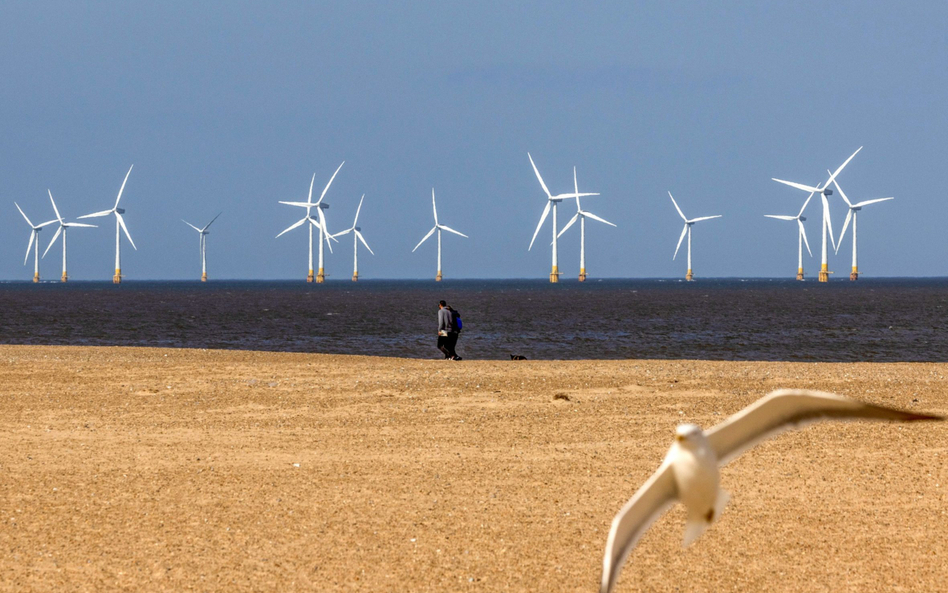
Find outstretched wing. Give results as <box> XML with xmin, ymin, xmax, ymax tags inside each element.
<box><xmin>706</xmin><ymin>389</ymin><xmax>942</xmax><ymax>466</ymax></box>
<box><xmin>600</xmin><ymin>462</ymin><xmax>678</xmax><ymax>593</ymax></box>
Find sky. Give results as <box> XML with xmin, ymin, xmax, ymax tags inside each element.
<box><xmin>0</xmin><ymin>2</ymin><xmax>945</xmax><ymax>280</ymax></box>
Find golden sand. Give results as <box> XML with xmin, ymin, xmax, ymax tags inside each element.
<box><xmin>0</xmin><ymin>346</ymin><xmax>945</xmax><ymax>591</ymax></box>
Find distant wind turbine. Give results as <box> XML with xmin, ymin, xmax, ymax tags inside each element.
<box><xmin>413</xmin><ymin>189</ymin><xmax>467</xmax><ymax>281</ymax></box>
<box><xmin>668</xmin><ymin>192</ymin><xmax>722</xmax><ymax>281</ymax></box>
<box><xmin>43</xmin><ymin>190</ymin><xmax>97</xmax><ymax>282</ymax></box>
<box><xmin>15</xmin><ymin>202</ymin><xmax>58</xmax><ymax>283</ymax></box>
<box><xmin>277</xmin><ymin>163</ymin><xmax>343</xmax><ymax>282</ymax></box>
<box><xmin>772</xmin><ymin>147</ymin><xmax>861</xmax><ymax>282</ymax></box>
<box><xmin>78</xmin><ymin>165</ymin><xmax>136</xmax><ymax>283</ymax></box>
<box><xmin>527</xmin><ymin>153</ymin><xmax>599</xmax><ymax>283</ymax></box>
<box><xmin>557</xmin><ymin>167</ymin><xmax>615</xmax><ymax>281</ymax></box>
<box><xmin>831</xmin><ymin>174</ymin><xmax>893</xmax><ymax>281</ymax></box>
<box><xmin>183</xmin><ymin>213</ymin><xmax>222</xmax><ymax>282</ymax></box>
<box><xmin>331</xmin><ymin>195</ymin><xmax>373</xmax><ymax>281</ymax></box>
<box><xmin>764</xmin><ymin>192</ymin><xmax>814</xmax><ymax>280</ymax></box>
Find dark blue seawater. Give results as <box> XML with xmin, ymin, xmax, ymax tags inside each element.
<box><xmin>0</xmin><ymin>278</ymin><xmax>946</xmax><ymax>361</ymax></box>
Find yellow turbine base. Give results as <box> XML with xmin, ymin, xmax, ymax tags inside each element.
<box><xmin>436</xmin><ymin>271</ymin><xmax>442</xmax><ymax>282</ymax></box>
<box><xmin>306</xmin><ymin>269</ymin><xmax>314</xmax><ymax>283</ymax></box>
<box><xmin>819</xmin><ymin>263</ymin><xmax>829</xmax><ymax>282</ymax></box>
<box><xmin>686</xmin><ymin>269</ymin><xmax>693</xmax><ymax>281</ymax></box>
<box><xmin>113</xmin><ymin>269</ymin><xmax>122</xmax><ymax>284</ymax></box>
<box><xmin>578</xmin><ymin>268</ymin><xmax>587</xmax><ymax>282</ymax></box>
<box><xmin>201</xmin><ymin>272</ymin><xmax>207</xmax><ymax>282</ymax></box>
<box><xmin>352</xmin><ymin>271</ymin><xmax>358</xmax><ymax>282</ymax></box>
<box><xmin>316</xmin><ymin>268</ymin><xmax>325</xmax><ymax>283</ymax></box>
<box><xmin>550</xmin><ymin>265</ymin><xmax>559</xmax><ymax>283</ymax></box>
<box><xmin>33</xmin><ymin>273</ymin><xmax>40</xmax><ymax>283</ymax></box>
<box><xmin>796</xmin><ymin>267</ymin><xmax>804</xmax><ymax>281</ymax></box>
<box><xmin>851</xmin><ymin>266</ymin><xmax>858</xmax><ymax>281</ymax></box>
<box><xmin>61</xmin><ymin>272</ymin><xmax>68</xmax><ymax>283</ymax></box>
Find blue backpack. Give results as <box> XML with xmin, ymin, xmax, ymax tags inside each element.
<box><xmin>453</xmin><ymin>309</ymin><xmax>462</xmax><ymax>331</ymax></box>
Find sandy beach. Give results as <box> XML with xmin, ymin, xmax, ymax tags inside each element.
<box><xmin>0</xmin><ymin>345</ymin><xmax>945</xmax><ymax>592</ymax></box>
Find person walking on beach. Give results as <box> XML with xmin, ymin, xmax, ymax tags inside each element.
<box><xmin>437</xmin><ymin>300</ymin><xmax>462</xmax><ymax>360</ymax></box>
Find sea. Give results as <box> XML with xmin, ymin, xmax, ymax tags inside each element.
<box><xmin>0</xmin><ymin>278</ymin><xmax>946</xmax><ymax>362</ymax></box>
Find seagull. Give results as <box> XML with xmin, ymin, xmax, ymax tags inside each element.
<box><xmin>599</xmin><ymin>389</ymin><xmax>942</xmax><ymax>593</ymax></box>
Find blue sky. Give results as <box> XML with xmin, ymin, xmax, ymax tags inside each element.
<box><xmin>0</xmin><ymin>2</ymin><xmax>944</xmax><ymax>280</ymax></box>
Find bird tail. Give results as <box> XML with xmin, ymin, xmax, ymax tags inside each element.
<box><xmin>682</xmin><ymin>488</ymin><xmax>730</xmax><ymax>548</ymax></box>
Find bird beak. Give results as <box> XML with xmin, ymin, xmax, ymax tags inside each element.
<box><xmin>675</xmin><ymin>435</ymin><xmax>686</xmax><ymax>442</ymax></box>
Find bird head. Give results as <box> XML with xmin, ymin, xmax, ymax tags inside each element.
<box><xmin>674</xmin><ymin>424</ymin><xmax>703</xmax><ymax>444</ymax></box>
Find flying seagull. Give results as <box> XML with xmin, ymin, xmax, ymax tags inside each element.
<box><xmin>599</xmin><ymin>389</ymin><xmax>942</xmax><ymax>593</ymax></box>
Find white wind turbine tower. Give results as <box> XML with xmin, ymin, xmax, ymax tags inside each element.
<box><xmin>331</xmin><ymin>195</ymin><xmax>373</xmax><ymax>281</ymax></box>
<box><xmin>668</xmin><ymin>192</ymin><xmax>722</xmax><ymax>281</ymax></box>
<box><xmin>764</xmin><ymin>192</ymin><xmax>814</xmax><ymax>280</ymax></box>
<box><xmin>831</xmin><ymin>174</ymin><xmax>893</xmax><ymax>281</ymax></box>
<box><xmin>15</xmin><ymin>203</ymin><xmax>58</xmax><ymax>283</ymax></box>
<box><xmin>78</xmin><ymin>165</ymin><xmax>136</xmax><ymax>283</ymax></box>
<box><xmin>183</xmin><ymin>213</ymin><xmax>222</xmax><ymax>282</ymax></box>
<box><xmin>772</xmin><ymin>147</ymin><xmax>861</xmax><ymax>282</ymax></box>
<box><xmin>277</xmin><ymin>163</ymin><xmax>343</xmax><ymax>283</ymax></box>
<box><xmin>43</xmin><ymin>190</ymin><xmax>97</xmax><ymax>282</ymax></box>
<box><xmin>557</xmin><ymin>167</ymin><xmax>615</xmax><ymax>281</ymax></box>
<box><xmin>412</xmin><ymin>189</ymin><xmax>468</xmax><ymax>281</ymax></box>
<box><xmin>527</xmin><ymin>153</ymin><xmax>599</xmax><ymax>283</ymax></box>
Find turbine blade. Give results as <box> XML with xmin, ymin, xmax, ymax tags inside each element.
<box><xmin>275</xmin><ymin>217</ymin><xmax>307</xmax><ymax>238</ymax></box>
<box><xmin>183</xmin><ymin>220</ymin><xmax>202</xmax><ymax>232</ymax></box>
<box><xmin>15</xmin><ymin>202</ymin><xmax>33</xmax><ymax>227</ymax></box>
<box><xmin>47</xmin><ymin>190</ymin><xmax>62</xmax><ymax>221</ymax></box>
<box><xmin>837</xmin><ymin>210</ymin><xmax>853</xmax><ymax>252</ymax></box>
<box><xmin>584</xmin><ymin>211</ymin><xmax>616</xmax><ymax>227</ymax></box>
<box><xmin>528</xmin><ymin>152</ymin><xmax>552</xmax><ymax>198</ymax></box>
<box><xmin>353</xmin><ymin>194</ymin><xmax>365</xmax><ymax>226</ymax></box>
<box><xmin>116</xmin><ymin>212</ymin><xmax>136</xmax><ymax>250</ymax></box>
<box><xmin>413</xmin><ymin>226</ymin><xmax>437</xmax><ymax>252</ymax></box>
<box><xmin>799</xmin><ymin>219</ymin><xmax>812</xmax><ymax>257</ymax></box>
<box><xmin>828</xmin><ymin>171</ymin><xmax>853</xmax><ymax>207</ymax></box>
<box><xmin>824</xmin><ymin>146</ymin><xmax>862</xmax><ymax>188</ymax></box>
<box><xmin>557</xmin><ymin>213</ymin><xmax>579</xmax><ymax>238</ymax></box>
<box><xmin>688</xmin><ymin>215</ymin><xmax>722</xmax><ymax>223</ymax></box>
<box><xmin>63</xmin><ymin>222</ymin><xmax>97</xmax><ymax>228</ymax></box>
<box><xmin>203</xmin><ymin>211</ymin><xmax>223</xmax><ymax>231</ymax></box>
<box><xmin>25</xmin><ymin>230</ymin><xmax>35</xmax><ymax>265</ymax></box>
<box><xmin>772</xmin><ymin>178</ymin><xmax>821</xmax><ymax>193</ymax></box>
<box><xmin>331</xmin><ymin>228</ymin><xmax>353</xmax><ymax>239</ymax></box>
<box><xmin>43</xmin><ymin>225</ymin><xmax>62</xmax><ymax>257</ymax></box>
<box><xmin>822</xmin><ymin>195</ymin><xmax>837</xmax><ymax>252</ymax></box>
<box><xmin>673</xmin><ymin>224</ymin><xmax>688</xmax><ymax>260</ymax></box>
<box><xmin>528</xmin><ymin>201</ymin><xmax>552</xmax><ymax>250</ymax></box>
<box><xmin>798</xmin><ymin>191</ymin><xmax>815</xmax><ymax>218</ymax></box>
<box><xmin>764</xmin><ymin>215</ymin><xmax>797</xmax><ymax>221</ymax></box>
<box><xmin>854</xmin><ymin>197</ymin><xmax>894</xmax><ymax>208</ymax></box>
<box><xmin>432</xmin><ymin>188</ymin><xmax>438</xmax><ymax>225</ymax></box>
<box><xmin>308</xmin><ymin>172</ymin><xmax>316</xmax><ymax>203</ymax></box>
<box><xmin>317</xmin><ymin>161</ymin><xmax>345</xmax><ymax>204</ymax></box>
<box><xmin>278</xmin><ymin>201</ymin><xmax>315</xmax><ymax>208</ymax></box>
<box><xmin>668</xmin><ymin>192</ymin><xmax>687</xmax><ymax>221</ymax></box>
<box><xmin>78</xmin><ymin>210</ymin><xmax>113</xmax><ymax>219</ymax></box>
<box><xmin>113</xmin><ymin>164</ymin><xmax>133</xmax><ymax>209</ymax></box>
<box><xmin>438</xmin><ymin>224</ymin><xmax>468</xmax><ymax>238</ymax></box>
<box><xmin>356</xmin><ymin>230</ymin><xmax>374</xmax><ymax>255</ymax></box>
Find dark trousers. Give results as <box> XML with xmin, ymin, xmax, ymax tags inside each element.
<box><xmin>438</xmin><ymin>332</ymin><xmax>459</xmax><ymax>359</ymax></box>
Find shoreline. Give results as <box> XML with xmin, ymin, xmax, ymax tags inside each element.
<box><xmin>1</xmin><ymin>345</ymin><xmax>945</xmax><ymax>591</ymax></box>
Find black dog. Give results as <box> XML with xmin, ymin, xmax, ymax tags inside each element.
<box><xmin>510</xmin><ymin>354</ymin><xmax>528</xmax><ymax>360</ymax></box>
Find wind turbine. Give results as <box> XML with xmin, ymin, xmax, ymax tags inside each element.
<box><xmin>78</xmin><ymin>165</ymin><xmax>136</xmax><ymax>283</ymax></box>
<box><xmin>43</xmin><ymin>190</ymin><xmax>97</xmax><ymax>282</ymax></box>
<box><xmin>527</xmin><ymin>153</ymin><xmax>599</xmax><ymax>283</ymax></box>
<box><xmin>772</xmin><ymin>147</ymin><xmax>861</xmax><ymax>282</ymax></box>
<box><xmin>557</xmin><ymin>167</ymin><xmax>615</xmax><ymax>281</ymax></box>
<box><xmin>14</xmin><ymin>202</ymin><xmax>58</xmax><ymax>282</ymax></box>
<box><xmin>412</xmin><ymin>189</ymin><xmax>467</xmax><ymax>281</ymax></box>
<box><xmin>183</xmin><ymin>213</ymin><xmax>222</xmax><ymax>282</ymax></box>
<box><xmin>831</xmin><ymin>174</ymin><xmax>893</xmax><ymax>281</ymax></box>
<box><xmin>277</xmin><ymin>162</ymin><xmax>343</xmax><ymax>283</ymax></box>
<box><xmin>331</xmin><ymin>195</ymin><xmax>373</xmax><ymax>281</ymax></box>
<box><xmin>764</xmin><ymin>192</ymin><xmax>814</xmax><ymax>280</ymax></box>
<box><xmin>668</xmin><ymin>192</ymin><xmax>722</xmax><ymax>281</ymax></box>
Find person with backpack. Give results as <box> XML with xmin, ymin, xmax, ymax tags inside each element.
<box><xmin>437</xmin><ymin>300</ymin><xmax>462</xmax><ymax>360</ymax></box>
